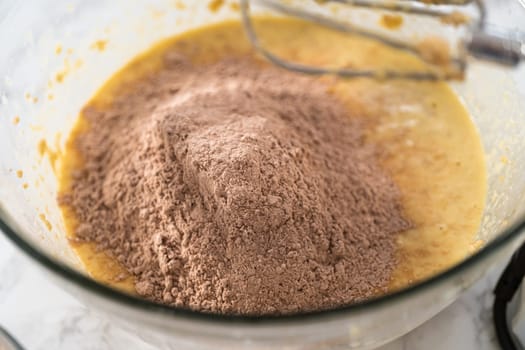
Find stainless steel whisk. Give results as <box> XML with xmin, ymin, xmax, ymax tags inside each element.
<box><xmin>240</xmin><ymin>0</ymin><xmax>525</xmax><ymax>80</ymax></box>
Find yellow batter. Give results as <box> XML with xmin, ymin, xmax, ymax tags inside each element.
<box><xmin>58</xmin><ymin>18</ymin><xmax>486</xmax><ymax>296</ymax></box>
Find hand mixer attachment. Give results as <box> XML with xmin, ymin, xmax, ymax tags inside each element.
<box><xmin>240</xmin><ymin>0</ymin><xmax>525</xmax><ymax>80</ymax></box>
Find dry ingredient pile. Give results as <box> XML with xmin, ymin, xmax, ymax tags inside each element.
<box><xmin>60</xmin><ymin>56</ymin><xmax>411</xmax><ymax>315</ymax></box>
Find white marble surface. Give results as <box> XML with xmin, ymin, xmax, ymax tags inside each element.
<box><xmin>0</xmin><ymin>233</ymin><xmax>508</xmax><ymax>350</ymax></box>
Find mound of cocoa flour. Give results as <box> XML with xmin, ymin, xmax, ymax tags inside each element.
<box><xmin>60</xmin><ymin>55</ymin><xmax>411</xmax><ymax>315</ymax></box>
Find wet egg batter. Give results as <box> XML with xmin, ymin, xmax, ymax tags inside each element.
<box><xmin>58</xmin><ymin>18</ymin><xmax>486</xmax><ymax>297</ymax></box>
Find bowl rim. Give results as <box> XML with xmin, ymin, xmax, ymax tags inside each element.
<box><xmin>1</xmin><ymin>207</ymin><xmax>523</xmax><ymax>325</ymax></box>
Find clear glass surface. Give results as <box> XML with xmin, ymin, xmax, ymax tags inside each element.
<box><xmin>0</xmin><ymin>1</ymin><xmax>525</xmax><ymax>349</ymax></box>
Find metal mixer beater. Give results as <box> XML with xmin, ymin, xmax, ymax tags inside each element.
<box><xmin>240</xmin><ymin>0</ymin><xmax>525</xmax><ymax>80</ymax></box>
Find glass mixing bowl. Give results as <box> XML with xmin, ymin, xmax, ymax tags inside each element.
<box><xmin>1</xmin><ymin>1</ymin><xmax>525</xmax><ymax>349</ymax></box>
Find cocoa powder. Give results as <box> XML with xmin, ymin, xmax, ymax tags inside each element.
<box><xmin>60</xmin><ymin>55</ymin><xmax>411</xmax><ymax>315</ymax></box>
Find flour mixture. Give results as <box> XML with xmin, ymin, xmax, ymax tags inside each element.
<box><xmin>58</xmin><ymin>18</ymin><xmax>486</xmax><ymax>315</ymax></box>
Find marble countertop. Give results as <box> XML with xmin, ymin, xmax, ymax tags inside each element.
<box><xmin>0</xmin><ymin>233</ymin><xmax>509</xmax><ymax>350</ymax></box>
